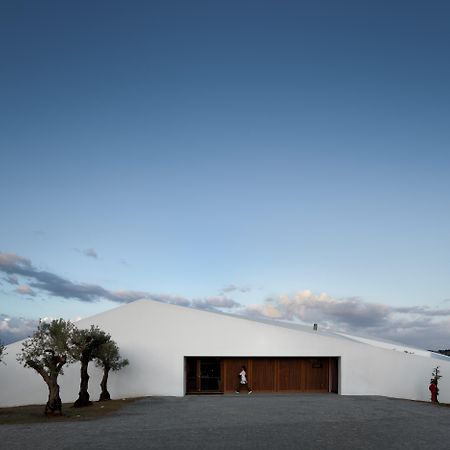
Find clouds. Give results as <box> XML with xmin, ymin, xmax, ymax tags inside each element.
<box><xmin>110</xmin><ymin>290</ymin><xmax>192</xmax><ymax>306</ymax></box>
<box><xmin>73</xmin><ymin>248</ymin><xmax>99</xmax><ymax>259</ymax></box>
<box><xmin>83</xmin><ymin>248</ymin><xmax>98</xmax><ymax>259</ymax></box>
<box><xmin>0</xmin><ymin>251</ymin><xmax>243</xmax><ymax>309</ymax></box>
<box><xmin>0</xmin><ymin>251</ymin><xmax>244</xmax><ymax>343</ymax></box>
<box><xmin>14</xmin><ymin>285</ymin><xmax>36</xmax><ymax>297</ymax></box>
<box><xmin>244</xmin><ymin>290</ymin><xmax>450</xmax><ymax>349</ymax></box>
<box><xmin>0</xmin><ymin>251</ymin><xmax>119</xmax><ymax>302</ymax></box>
<box><xmin>0</xmin><ymin>314</ymin><xmax>38</xmax><ymax>344</ymax></box>
<box><xmin>245</xmin><ymin>290</ymin><xmax>391</xmax><ymax>328</ymax></box>
<box><xmin>0</xmin><ymin>253</ymin><xmax>33</xmax><ymax>272</ymax></box>
<box><xmin>220</xmin><ymin>284</ymin><xmax>252</xmax><ymax>294</ymax></box>
<box><xmin>2</xmin><ymin>251</ymin><xmax>450</xmax><ymax>349</ymax></box>
<box><xmin>192</xmin><ymin>297</ymin><xmax>241</xmax><ymax>310</ymax></box>
<box><xmin>5</xmin><ymin>274</ymin><xmax>18</xmax><ymax>285</ymax></box>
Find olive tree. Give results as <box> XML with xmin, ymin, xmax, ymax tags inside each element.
<box><xmin>0</xmin><ymin>341</ymin><xmax>6</xmax><ymax>362</ymax></box>
<box><xmin>95</xmin><ymin>340</ymin><xmax>129</xmax><ymax>401</ymax></box>
<box><xmin>71</xmin><ymin>325</ymin><xmax>110</xmax><ymax>407</ymax></box>
<box><xmin>17</xmin><ymin>319</ymin><xmax>75</xmax><ymax>415</ymax></box>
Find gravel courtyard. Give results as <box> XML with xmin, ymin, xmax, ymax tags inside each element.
<box><xmin>1</xmin><ymin>394</ymin><xmax>450</xmax><ymax>450</ymax></box>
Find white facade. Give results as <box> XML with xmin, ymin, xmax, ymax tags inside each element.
<box><xmin>1</xmin><ymin>299</ymin><xmax>449</xmax><ymax>407</ymax></box>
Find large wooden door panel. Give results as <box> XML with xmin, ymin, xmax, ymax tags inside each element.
<box><xmin>304</xmin><ymin>358</ymin><xmax>329</xmax><ymax>392</ymax></box>
<box><xmin>224</xmin><ymin>358</ymin><xmax>248</xmax><ymax>392</ymax></box>
<box><xmin>251</xmin><ymin>358</ymin><xmax>276</xmax><ymax>391</ymax></box>
<box><xmin>278</xmin><ymin>358</ymin><xmax>302</xmax><ymax>391</ymax></box>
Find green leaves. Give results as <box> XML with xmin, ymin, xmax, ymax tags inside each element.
<box><xmin>16</xmin><ymin>319</ymin><xmax>128</xmax><ymax>387</ymax></box>
<box><xmin>95</xmin><ymin>340</ymin><xmax>129</xmax><ymax>371</ymax></box>
<box><xmin>15</xmin><ymin>319</ymin><xmax>128</xmax><ymax>413</ymax></box>
<box><xmin>431</xmin><ymin>366</ymin><xmax>442</xmax><ymax>383</ymax></box>
<box><xmin>0</xmin><ymin>340</ymin><xmax>6</xmax><ymax>363</ymax></box>
<box><xmin>17</xmin><ymin>319</ymin><xmax>76</xmax><ymax>377</ymax></box>
<box><xmin>70</xmin><ymin>325</ymin><xmax>111</xmax><ymax>363</ymax></box>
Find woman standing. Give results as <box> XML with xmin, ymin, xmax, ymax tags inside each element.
<box><xmin>235</xmin><ymin>365</ymin><xmax>252</xmax><ymax>394</ymax></box>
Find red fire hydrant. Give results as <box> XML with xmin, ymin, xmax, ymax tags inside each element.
<box><xmin>429</xmin><ymin>381</ymin><xmax>438</xmax><ymax>403</ymax></box>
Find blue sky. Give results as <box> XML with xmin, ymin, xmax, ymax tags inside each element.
<box><xmin>1</xmin><ymin>1</ymin><xmax>450</xmax><ymax>348</ymax></box>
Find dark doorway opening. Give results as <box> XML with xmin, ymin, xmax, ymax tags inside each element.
<box><xmin>186</xmin><ymin>357</ymin><xmax>223</xmax><ymax>394</ymax></box>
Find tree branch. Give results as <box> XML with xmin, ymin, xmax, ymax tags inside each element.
<box><xmin>27</xmin><ymin>360</ymin><xmax>50</xmax><ymax>384</ymax></box>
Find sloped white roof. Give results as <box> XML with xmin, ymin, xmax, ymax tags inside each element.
<box><xmin>141</xmin><ymin>299</ymin><xmax>443</xmax><ymax>359</ymax></box>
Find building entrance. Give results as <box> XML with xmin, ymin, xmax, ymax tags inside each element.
<box><xmin>186</xmin><ymin>357</ymin><xmax>222</xmax><ymax>393</ymax></box>
<box><xmin>185</xmin><ymin>357</ymin><xmax>339</xmax><ymax>394</ymax></box>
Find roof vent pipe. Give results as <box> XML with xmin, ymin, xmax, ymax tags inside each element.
<box><xmin>313</xmin><ymin>323</ymin><xmax>318</xmax><ymax>331</ymax></box>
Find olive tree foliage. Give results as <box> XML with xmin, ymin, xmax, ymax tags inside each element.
<box><xmin>71</xmin><ymin>325</ymin><xmax>110</xmax><ymax>407</ymax></box>
<box><xmin>0</xmin><ymin>341</ymin><xmax>6</xmax><ymax>363</ymax></box>
<box><xmin>17</xmin><ymin>319</ymin><xmax>75</xmax><ymax>415</ymax></box>
<box><xmin>95</xmin><ymin>340</ymin><xmax>129</xmax><ymax>401</ymax></box>
<box><xmin>431</xmin><ymin>366</ymin><xmax>442</xmax><ymax>384</ymax></box>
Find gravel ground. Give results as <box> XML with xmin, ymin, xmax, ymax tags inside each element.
<box><xmin>1</xmin><ymin>394</ymin><xmax>450</xmax><ymax>450</ymax></box>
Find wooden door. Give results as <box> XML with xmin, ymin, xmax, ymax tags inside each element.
<box><xmin>251</xmin><ymin>358</ymin><xmax>276</xmax><ymax>391</ymax></box>
<box><xmin>278</xmin><ymin>358</ymin><xmax>303</xmax><ymax>391</ymax></box>
<box><xmin>304</xmin><ymin>358</ymin><xmax>329</xmax><ymax>392</ymax></box>
<box><xmin>223</xmin><ymin>358</ymin><xmax>248</xmax><ymax>392</ymax></box>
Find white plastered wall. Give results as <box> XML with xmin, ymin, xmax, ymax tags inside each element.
<box><xmin>1</xmin><ymin>299</ymin><xmax>449</xmax><ymax>407</ymax></box>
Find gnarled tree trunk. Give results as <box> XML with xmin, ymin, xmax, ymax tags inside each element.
<box><xmin>99</xmin><ymin>366</ymin><xmax>111</xmax><ymax>401</ymax></box>
<box><xmin>27</xmin><ymin>358</ymin><xmax>64</xmax><ymax>416</ymax></box>
<box><xmin>73</xmin><ymin>357</ymin><xmax>92</xmax><ymax>407</ymax></box>
<box><xmin>45</xmin><ymin>376</ymin><xmax>62</xmax><ymax>415</ymax></box>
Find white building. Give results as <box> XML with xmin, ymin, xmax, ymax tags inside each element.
<box><xmin>1</xmin><ymin>299</ymin><xmax>449</xmax><ymax>407</ymax></box>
